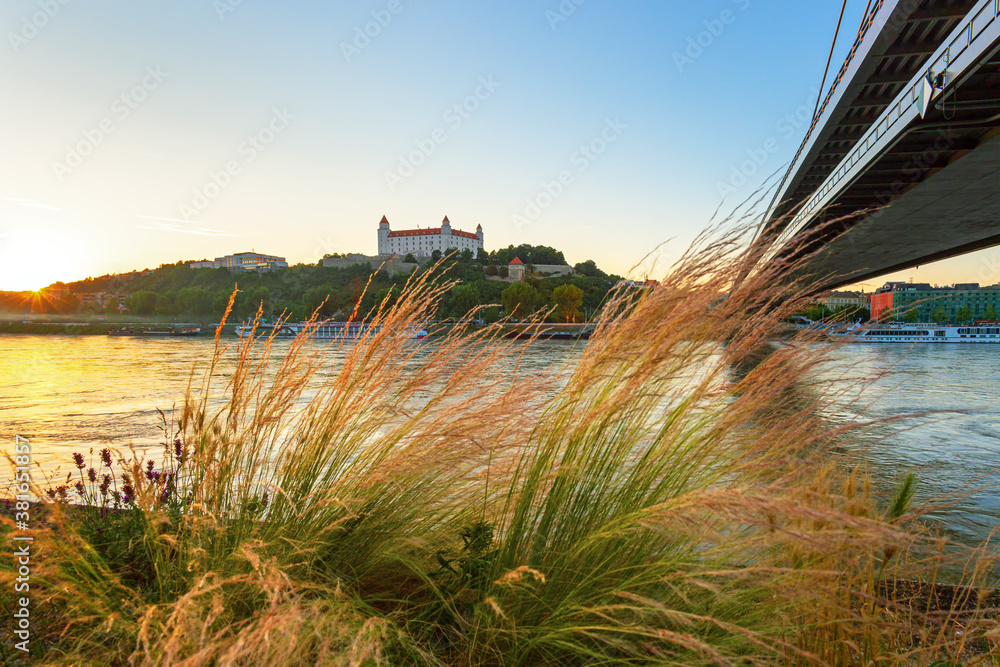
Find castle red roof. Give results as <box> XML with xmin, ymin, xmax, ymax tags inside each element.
<box><xmin>442</xmin><ymin>216</ymin><xmax>450</xmax><ymax>223</ymax></box>
<box><xmin>509</xmin><ymin>257</ymin><xmax>525</xmax><ymax>265</ymax></box>
<box><xmin>379</xmin><ymin>215</ymin><xmax>389</xmax><ymax>225</ymax></box>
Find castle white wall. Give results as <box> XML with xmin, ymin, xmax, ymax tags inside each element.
<box><xmin>377</xmin><ymin>220</ymin><xmax>483</xmax><ymax>258</ymax></box>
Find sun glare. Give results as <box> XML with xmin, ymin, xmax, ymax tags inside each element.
<box><xmin>0</xmin><ymin>225</ymin><xmax>92</xmax><ymax>291</ymax></box>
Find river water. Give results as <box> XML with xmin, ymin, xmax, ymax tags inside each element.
<box><xmin>1</xmin><ymin>335</ymin><xmax>998</xmax><ymax>546</ymax></box>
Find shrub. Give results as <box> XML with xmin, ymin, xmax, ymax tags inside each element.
<box><xmin>4</xmin><ymin>225</ymin><xmax>998</xmax><ymax>665</ymax></box>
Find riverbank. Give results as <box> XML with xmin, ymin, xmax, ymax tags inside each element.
<box><xmin>3</xmin><ymin>246</ymin><xmax>998</xmax><ymax>665</ymax></box>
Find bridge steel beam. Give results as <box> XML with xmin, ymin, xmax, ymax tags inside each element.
<box><xmin>757</xmin><ymin>0</ymin><xmax>1000</xmax><ymax>289</ymax></box>
<box><xmin>773</xmin><ymin>0</ymin><xmax>1000</xmax><ymax>249</ymax></box>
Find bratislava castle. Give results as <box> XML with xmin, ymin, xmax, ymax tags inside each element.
<box><xmin>377</xmin><ymin>215</ymin><xmax>484</xmax><ymax>258</ymax></box>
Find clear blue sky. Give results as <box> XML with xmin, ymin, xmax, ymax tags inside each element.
<box><xmin>1</xmin><ymin>0</ymin><xmax>995</xmax><ymax>290</ymax></box>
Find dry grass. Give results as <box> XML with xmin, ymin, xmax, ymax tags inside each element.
<box><xmin>3</xmin><ymin>223</ymin><xmax>999</xmax><ymax>665</ymax></box>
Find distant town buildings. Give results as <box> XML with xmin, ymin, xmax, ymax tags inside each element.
<box><xmin>377</xmin><ymin>215</ymin><xmax>483</xmax><ymax>258</ymax></box>
<box><xmin>77</xmin><ymin>292</ymin><xmax>112</xmax><ymax>309</ymax></box>
<box><xmin>869</xmin><ymin>282</ymin><xmax>1000</xmax><ymax>322</ymax></box>
<box><xmin>815</xmin><ymin>290</ymin><xmax>867</xmax><ymax>310</ymax></box>
<box><xmin>190</xmin><ymin>252</ymin><xmax>288</xmax><ymax>272</ymax></box>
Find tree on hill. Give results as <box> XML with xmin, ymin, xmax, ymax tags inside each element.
<box><xmin>573</xmin><ymin>259</ymin><xmax>606</xmax><ymax>278</ymax></box>
<box><xmin>491</xmin><ymin>245</ymin><xmax>566</xmax><ymax>266</ymax></box>
<box><xmin>553</xmin><ymin>284</ymin><xmax>584</xmax><ymax>323</ymax></box>
<box><xmin>501</xmin><ymin>282</ymin><xmax>538</xmax><ymax>320</ymax></box>
<box><xmin>127</xmin><ymin>291</ymin><xmax>158</xmax><ymax>316</ymax></box>
<box><xmin>449</xmin><ymin>284</ymin><xmax>481</xmax><ymax>319</ymax></box>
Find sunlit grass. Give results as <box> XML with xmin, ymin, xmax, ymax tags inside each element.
<box><xmin>3</xmin><ymin>223</ymin><xmax>999</xmax><ymax>665</ymax></box>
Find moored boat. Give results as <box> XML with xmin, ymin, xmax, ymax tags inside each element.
<box><xmin>235</xmin><ymin>321</ymin><xmax>428</xmax><ymax>340</ymax></box>
<box><xmin>841</xmin><ymin>322</ymin><xmax>1000</xmax><ymax>343</ymax></box>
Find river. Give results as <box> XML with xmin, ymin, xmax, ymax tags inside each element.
<box><xmin>1</xmin><ymin>335</ymin><xmax>998</xmax><ymax>546</ymax></box>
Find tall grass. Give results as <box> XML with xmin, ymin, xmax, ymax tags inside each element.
<box><xmin>3</xmin><ymin>225</ymin><xmax>999</xmax><ymax>665</ymax></box>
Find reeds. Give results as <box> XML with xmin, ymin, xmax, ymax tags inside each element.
<box><xmin>3</xmin><ymin>224</ymin><xmax>999</xmax><ymax>665</ymax></box>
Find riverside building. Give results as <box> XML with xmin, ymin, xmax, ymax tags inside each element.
<box><xmin>869</xmin><ymin>282</ymin><xmax>1000</xmax><ymax>322</ymax></box>
<box><xmin>190</xmin><ymin>252</ymin><xmax>288</xmax><ymax>272</ymax></box>
<box><xmin>377</xmin><ymin>215</ymin><xmax>483</xmax><ymax>258</ymax></box>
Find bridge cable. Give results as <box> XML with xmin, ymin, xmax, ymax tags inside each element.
<box><xmin>811</xmin><ymin>0</ymin><xmax>851</xmax><ymax>125</ymax></box>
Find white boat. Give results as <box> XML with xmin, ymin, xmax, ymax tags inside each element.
<box><xmin>234</xmin><ymin>323</ymin><xmax>300</xmax><ymax>337</ymax></box>
<box><xmin>841</xmin><ymin>322</ymin><xmax>1000</xmax><ymax>343</ymax></box>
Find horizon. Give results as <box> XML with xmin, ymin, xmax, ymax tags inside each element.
<box><xmin>2</xmin><ymin>1</ymin><xmax>998</xmax><ymax>292</ymax></box>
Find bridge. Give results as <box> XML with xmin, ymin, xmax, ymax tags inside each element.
<box><xmin>759</xmin><ymin>0</ymin><xmax>1000</xmax><ymax>289</ymax></box>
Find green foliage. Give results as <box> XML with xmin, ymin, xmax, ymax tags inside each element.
<box><xmin>501</xmin><ymin>282</ymin><xmax>538</xmax><ymax>319</ymax></box>
<box><xmin>449</xmin><ymin>284</ymin><xmax>480</xmax><ymax>319</ymax></box>
<box><xmin>403</xmin><ymin>253</ymin><xmax>416</xmax><ymax>263</ymax></box>
<box><xmin>931</xmin><ymin>306</ymin><xmax>947</xmax><ymax>324</ymax></box>
<box><xmin>802</xmin><ymin>304</ymin><xmax>832</xmax><ymax>321</ymax></box>
<box><xmin>490</xmin><ymin>244</ymin><xmax>565</xmax><ymax>266</ymax></box>
<box><xmin>552</xmin><ymin>284</ymin><xmax>584</xmax><ymax>322</ymax></box>
<box><xmin>956</xmin><ymin>306</ymin><xmax>973</xmax><ymax>324</ymax></box>
<box><xmin>428</xmin><ymin>521</ymin><xmax>499</xmax><ymax>629</ymax></box>
<box><xmin>128</xmin><ymin>291</ymin><xmax>158</xmax><ymax>315</ymax></box>
<box><xmin>573</xmin><ymin>259</ymin><xmax>606</xmax><ymax>277</ymax></box>
<box><xmin>889</xmin><ymin>472</ymin><xmax>917</xmax><ymax>521</ymax></box>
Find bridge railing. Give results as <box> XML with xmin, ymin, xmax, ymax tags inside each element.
<box><xmin>768</xmin><ymin>0</ymin><xmax>886</xmax><ymax>219</ymax></box>
<box><xmin>771</xmin><ymin>0</ymin><xmax>1000</xmax><ymax>251</ymax></box>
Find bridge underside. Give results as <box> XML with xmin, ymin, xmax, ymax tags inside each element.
<box><xmin>794</xmin><ymin>130</ymin><xmax>1000</xmax><ymax>289</ymax></box>
<box><xmin>761</xmin><ymin>0</ymin><xmax>1000</xmax><ymax>289</ymax></box>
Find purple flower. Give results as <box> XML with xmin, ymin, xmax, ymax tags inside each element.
<box><xmin>100</xmin><ymin>448</ymin><xmax>112</xmax><ymax>467</ymax></box>
<box><xmin>122</xmin><ymin>483</ymin><xmax>134</xmax><ymax>504</ymax></box>
<box><xmin>88</xmin><ymin>467</ymin><xmax>97</xmax><ymax>483</ymax></box>
<box><xmin>100</xmin><ymin>475</ymin><xmax>111</xmax><ymax>496</ymax></box>
<box><xmin>174</xmin><ymin>438</ymin><xmax>183</xmax><ymax>458</ymax></box>
<box><xmin>262</xmin><ymin>491</ymin><xmax>269</xmax><ymax>508</ymax></box>
<box><xmin>74</xmin><ymin>481</ymin><xmax>85</xmax><ymax>495</ymax></box>
<box><xmin>160</xmin><ymin>485</ymin><xmax>172</xmax><ymax>505</ymax></box>
<box><xmin>72</xmin><ymin>452</ymin><xmax>86</xmax><ymax>469</ymax></box>
<box><xmin>145</xmin><ymin>460</ymin><xmax>155</xmax><ymax>480</ymax></box>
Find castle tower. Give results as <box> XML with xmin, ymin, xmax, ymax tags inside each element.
<box><xmin>377</xmin><ymin>215</ymin><xmax>390</xmax><ymax>255</ymax></box>
<box><xmin>441</xmin><ymin>215</ymin><xmax>451</xmax><ymax>236</ymax></box>
<box><xmin>476</xmin><ymin>223</ymin><xmax>484</xmax><ymax>249</ymax></box>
